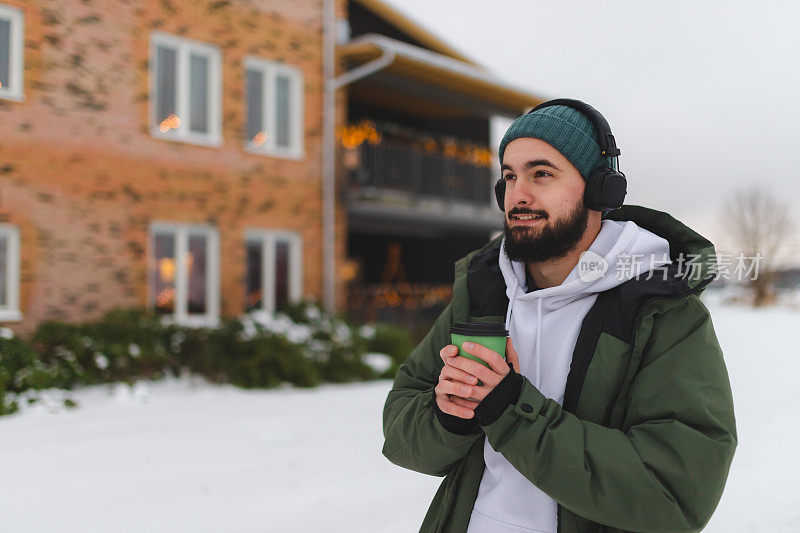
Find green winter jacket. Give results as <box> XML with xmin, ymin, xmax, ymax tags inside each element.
<box><xmin>381</xmin><ymin>205</ymin><xmax>737</xmax><ymax>533</ymax></box>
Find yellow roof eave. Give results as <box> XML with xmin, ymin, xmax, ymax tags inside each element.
<box><xmin>338</xmin><ymin>34</ymin><xmax>551</xmax><ymax>116</ymax></box>
<box><xmin>352</xmin><ymin>0</ymin><xmax>479</xmax><ymax>66</ymax></box>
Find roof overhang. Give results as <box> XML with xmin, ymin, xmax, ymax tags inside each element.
<box><xmin>352</xmin><ymin>0</ymin><xmax>478</xmax><ymax>65</ymax></box>
<box><xmin>337</xmin><ymin>34</ymin><xmax>551</xmax><ymax>117</ymax></box>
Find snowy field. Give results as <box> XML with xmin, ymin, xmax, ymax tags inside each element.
<box><xmin>1</xmin><ymin>298</ymin><xmax>798</xmax><ymax>532</ymax></box>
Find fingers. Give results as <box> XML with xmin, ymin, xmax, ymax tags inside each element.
<box><xmin>440</xmin><ymin>363</ymin><xmax>478</xmax><ymax>386</ymax></box>
<box><xmin>450</xmin><ymin>395</ymin><xmax>479</xmax><ymax>410</ymax></box>
<box><xmin>460</xmin><ymin>341</ymin><xmax>510</xmax><ymax>376</ymax></box>
<box><xmin>439</xmin><ymin>344</ymin><xmax>459</xmax><ymax>364</ymax></box>
<box><xmin>435</xmin><ymin>394</ymin><xmax>474</xmax><ymax>419</ymax></box>
<box><xmin>446</xmin><ymin>354</ymin><xmax>493</xmax><ymax>384</ymax></box>
<box><xmin>435</xmin><ymin>379</ymin><xmax>477</xmax><ymax>400</ymax></box>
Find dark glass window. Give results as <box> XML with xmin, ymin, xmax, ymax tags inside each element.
<box><xmin>0</xmin><ymin>234</ymin><xmax>7</xmax><ymax>307</ymax></box>
<box><xmin>274</xmin><ymin>239</ymin><xmax>290</xmax><ymax>311</ymax></box>
<box><xmin>189</xmin><ymin>53</ymin><xmax>209</xmax><ymax>133</ymax></box>
<box><xmin>153</xmin><ymin>233</ymin><xmax>176</xmax><ymax>314</ymax></box>
<box><xmin>0</xmin><ymin>19</ymin><xmax>10</xmax><ymax>90</ymax></box>
<box><xmin>155</xmin><ymin>45</ymin><xmax>177</xmax><ymax>126</ymax></box>
<box><xmin>275</xmin><ymin>74</ymin><xmax>291</xmax><ymax>148</ymax></box>
<box><xmin>246</xmin><ymin>68</ymin><xmax>264</xmax><ymax>143</ymax></box>
<box><xmin>187</xmin><ymin>234</ymin><xmax>207</xmax><ymax>315</ymax></box>
<box><xmin>245</xmin><ymin>239</ymin><xmax>263</xmax><ymax>312</ymax></box>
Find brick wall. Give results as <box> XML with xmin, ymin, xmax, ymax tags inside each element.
<box><xmin>0</xmin><ymin>0</ymin><xmax>349</xmax><ymax>334</ymax></box>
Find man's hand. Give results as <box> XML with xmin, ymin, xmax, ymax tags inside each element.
<box><xmin>435</xmin><ymin>337</ymin><xmax>521</xmax><ymax>419</ymax></box>
<box><xmin>435</xmin><ymin>344</ymin><xmax>481</xmax><ymax>419</ymax></box>
<box><xmin>446</xmin><ymin>341</ymin><xmax>512</xmax><ymax>402</ymax></box>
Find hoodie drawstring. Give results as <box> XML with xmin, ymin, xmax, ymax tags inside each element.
<box><xmin>535</xmin><ymin>298</ymin><xmax>542</xmax><ymax>389</ymax></box>
<box><xmin>505</xmin><ymin>276</ymin><xmax>518</xmax><ymax>332</ymax></box>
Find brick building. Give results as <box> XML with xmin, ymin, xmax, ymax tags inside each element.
<box><xmin>0</xmin><ymin>0</ymin><xmax>542</xmax><ymax>334</ymax></box>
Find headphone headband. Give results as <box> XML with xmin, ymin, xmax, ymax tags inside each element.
<box><xmin>528</xmin><ymin>98</ymin><xmax>621</xmax><ymax>169</ymax></box>
<box><xmin>495</xmin><ymin>98</ymin><xmax>627</xmax><ymax>216</ymax></box>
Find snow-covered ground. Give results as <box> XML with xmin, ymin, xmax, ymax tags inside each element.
<box><xmin>1</xmin><ymin>299</ymin><xmax>798</xmax><ymax>532</ymax></box>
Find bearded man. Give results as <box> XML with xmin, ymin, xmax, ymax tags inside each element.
<box><xmin>381</xmin><ymin>99</ymin><xmax>737</xmax><ymax>533</ymax></box>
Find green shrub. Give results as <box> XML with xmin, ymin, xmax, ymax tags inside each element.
<box><xmin>0</xmin><ymin>365</ymin><xmax>18</xmax><ymax>415</ymax></box>
<box><xmin>0</xmin><ymin>302</ymin><xmax>415</xmax><ymax>417</ymax></box>
<box><xmin>226</xmin><ymin>334</ymin><xmax>320</xmax><ymax>388</ymax></box>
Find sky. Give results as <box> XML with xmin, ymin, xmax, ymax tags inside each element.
<box><xmin>382</xmin><ymin>0</ymin><xmax>800</xmax><ymax>264</ymax></box>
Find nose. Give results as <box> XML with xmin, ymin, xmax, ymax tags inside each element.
<box><xmin>506</xmin><ymin>179</ymin><xmax>535</xmax><ymax>210</ymax></box>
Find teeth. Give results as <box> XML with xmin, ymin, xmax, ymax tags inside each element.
<box><xmin>513</xmin><ymin>215</ymin><xmax>539</xmax><ymax>220</ymax></box>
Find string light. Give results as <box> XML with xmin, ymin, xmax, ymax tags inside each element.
<box><xmin>158</xmin><ymin>257</ymin><xmax>175</xmax><ymax>283</ymax></box>
<box><xmin>338</xmin><ymin>119</ymin><xmax>382</xmax><ymax>149</ymax></box>
<box><xmin>253</xmin><ymin>131</ymin><xmax>267</xmax><ymax>146</ymax></box>
<box><xmin>158</xmin><ymin>113</ymin><xmax>181</xmax><ymax>133</ymax></box>
<box><xmin>339</xmin><ymin>120</ymin><xmax>492</xmax><ymax>167</ymax></box>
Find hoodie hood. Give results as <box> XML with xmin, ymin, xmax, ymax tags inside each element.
<box><xmin>498</xmin><ymin>216</ymin><xmax>673</xmax><ymax>392</ymax></box>
<box><xmin>499</xmin><ymin>218</ymin><xmax>673</xmax><ymax>314</ymax></box>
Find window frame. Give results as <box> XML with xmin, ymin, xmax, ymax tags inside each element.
<box><xmin>243</xmin><ymin>56</ymin><xmax>305</xmax><ymax>160</ymax></box>
<box><xmin>0</xmin><ymin>3</ymin><xmax>24</xmax><ymax>102</ymax></box>
<box><xmin>147</xmin><ymin>222</ymin><xmax>220</xmax><ymax>328</ymax></box>
<box><xmin>149</xmin><ymin>32</ymin><xmax>222</xmax><ymax>147</ymax></box>
<box><xmin>243</xmin><ymin>229</ymin><xmax>303</xmax><ymax>315</ymax></box>
<box><xmin>0</xmin><ymin>224</ymin><xmax>21</xmax><ymax>322</ymax></box>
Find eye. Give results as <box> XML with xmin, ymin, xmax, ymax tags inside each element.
<box><xmin>534</xmin><ymin>170</ymin><xmax>552</xmax><ymax>178</ymax></box>
<box><xmin>503</xmin><ymin>174</ymin><xmax>515</xmax><ymax>181</ymax></box>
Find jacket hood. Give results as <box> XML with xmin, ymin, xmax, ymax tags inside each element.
<box><xmin>603</xmin><ymin>205</ymin><xmax>718</xmax><ymax>290</ymax></box>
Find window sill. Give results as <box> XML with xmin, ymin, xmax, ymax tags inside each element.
<box><xmin>150</xmin><ymin>128</ymin><xmax>223</xmax><ymax>149</ymax></box>
<box><xmin>244</xmin><ymin>143</ymin><xmax>305</xmax><ymax>161</ymax></box>
<box><xmin>158</xmin><ymin>313</ymin><xmax>220</xmax><ymax>329</ymax></box>
<box><xmin>0</xmin><ymin>309</ymin><xmax>23</xmax><ymax>322</ymax></box>
<box><xmin>0</xmin><ymin>91</ymin><xmax>24</xmax><ymax>103</ymax></box>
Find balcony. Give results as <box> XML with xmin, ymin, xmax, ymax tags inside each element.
<box><xmin>343</xmin><ymin>130</ymin><xmax>502</xmax><ymax>236</ymax></box>
<box><xmin>347</xmin><ymin>140</ymin><xmax>493</xmax><ymax>206</ymax></box>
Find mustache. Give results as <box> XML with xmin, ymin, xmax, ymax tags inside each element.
<box><xmin>508</xmin><ymin>208</ymin><xmax>548</xmax><ymax>219</ymax></box>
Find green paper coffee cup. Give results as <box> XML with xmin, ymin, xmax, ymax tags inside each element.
<box><xmin>449</xmin><ymin>322</ymin><xmax>509</xmax><ymax>369</ymax></box>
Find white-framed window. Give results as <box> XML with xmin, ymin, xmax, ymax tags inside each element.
<box><xmin>0</xmin><ymin>4</ymin><xmax>24</xmax><ymax>102</ymax></box>
<box><xmin>244</xmin><ymin>57</ymin><xmax>304</xmax><ymax>159</ymax></box>
<box><xmin>147</xmin><ymin>222</ymin><xmax>220</xmax><ymax>327</ymax></box>
<box><xmin>149</xmin><ymin>32</ymin><xmax>222</xmax><ymax>147</ymax></box>
<box><xmin>0</xmin><ymin>224</ymin><xmax>21</xmax><ymax>322</ymax></box>
<box><xmin>244</xmin><ymin>230</ymin><xmax>303</xmax><ymax>314</ymax></box>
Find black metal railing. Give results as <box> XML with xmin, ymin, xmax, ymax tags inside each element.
<box><xmin>347</xmin><ymin>142</ymin><xmax>493</xmax><ymax>206</ymax></box>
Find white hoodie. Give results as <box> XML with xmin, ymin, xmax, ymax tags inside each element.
<box><xmin>466</xmin><ymin>219</ymin><xmax>672</xmax><ymax>533</ymax></box>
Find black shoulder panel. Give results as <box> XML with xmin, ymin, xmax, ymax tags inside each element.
<box><xmin>466</xmin><ymin>240</ymin><xmax>509</xmax><ymax>318</ymax></box>
<box><xmin>600</xmin><ymin>262</ymin><xmax>691</xmax><ymax>343</ymax></box>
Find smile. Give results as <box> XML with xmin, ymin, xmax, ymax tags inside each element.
<box><xmin>510</xmin><ymin>214</ymin><xmax>545</xmax><ymax>224</ymax></box>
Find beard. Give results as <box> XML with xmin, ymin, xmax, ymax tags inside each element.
<box><xmin>502</xmin><ymin>199</ymin><xmax>590</xmax><ymax>264</ymax></box>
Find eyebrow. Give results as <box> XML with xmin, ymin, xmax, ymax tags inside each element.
<box><xmin>501</xmin><ymin>159</ymin><xmax>561</xmax><ymax>173</ymax></box>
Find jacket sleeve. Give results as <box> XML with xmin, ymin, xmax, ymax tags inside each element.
<box><xmin>382</xmin><ymin>300</ymin><xmax>484</xmax><ymax>477</ymax></box>
<box><xmin>480</xmin><ymin>295</ymin><xmax>738</xmax><ymax>532</ymax></box>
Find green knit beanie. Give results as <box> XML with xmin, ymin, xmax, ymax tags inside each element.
<box><xmin>498</xmin><ymin>105</ymin><xmax>607</xmax><ymax>179</ymax></box>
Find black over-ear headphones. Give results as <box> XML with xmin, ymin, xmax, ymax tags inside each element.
<box><xmin>494</xmin><ymin>98</ymin><xmax>627</xmax><ymax>216</ymax></box>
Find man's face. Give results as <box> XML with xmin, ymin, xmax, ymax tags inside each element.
<box><xmin>501</xmin><ymin>137</ymin><xmax>591</xmax><ymax>263</ymax></box>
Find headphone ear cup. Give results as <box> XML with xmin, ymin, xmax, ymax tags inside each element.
<box><xmin>494</xmin><ymin>178</ymin><xmax>506</xmax><ymax>211</ymax></box>
<box><xmin>584</xmin><ymin>168</ymin><xmax>627</xmax><ymax>212</ymax></box>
